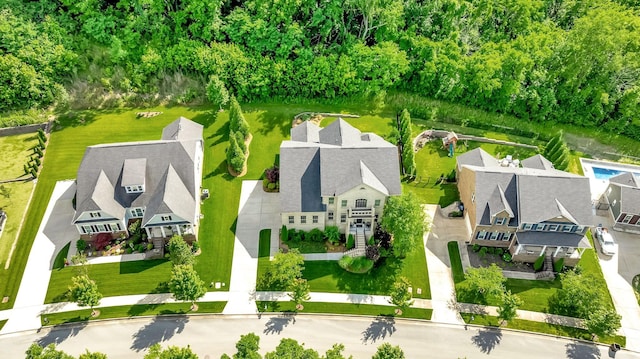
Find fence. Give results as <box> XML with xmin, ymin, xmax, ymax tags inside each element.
<box><xmin>0</xmin><ymin>122</ymin><xmax>49</xmax><ymax>137</ymax></box>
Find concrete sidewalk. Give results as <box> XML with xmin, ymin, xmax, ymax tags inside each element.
<box><xmin>1</xmin><ymin>181</ymin><xmax>78</xmax><ymax>334</ymax></box>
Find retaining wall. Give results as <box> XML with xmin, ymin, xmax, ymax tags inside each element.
<box><xmin>0</xmin><ymin>122</ymin><xmax>48</xmax><ymax>137</ymax></box>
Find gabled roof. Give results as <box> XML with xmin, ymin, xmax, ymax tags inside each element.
<box><xmin>488</xmin><ymin>184</ymin><xmax>514</xmax><ymax>218</ymax></box>
<box><xmin>619</xmin><ymin>186</ymin><xmax>640</xmax><ymax>214</ymax></box>
<box><xmin>457</xmin><ymin>148</ymin><xmax>500</xmax><ymax>169</ymax></box>
<box><xmin>162</xmin><ymin>117</ymin><xmax>203</xmax><ymax>142</ymax></box>
<box><xmin>521</xmin><ymin>154</ymin><xmax>554</xmax><ymax>170</ymax></box>
<box><xmin>609</xmin><ymin>172</ymin><xmax>640</xmax><ymax>188</ymax></box>
<box><xmin>280</xmin><ymin>119</ymin><xmax>401</xmax><ymax>213</ymax></box>
<box><xmin>142</xmin><ymin>164</ymin><xmax>195</xmax><ymax>225</ymax></box>
<box><xmin>121</xmin><ymin>158</ymin><xmax>146</xmax><ymax>186</ymax></box>
<box><xmin>291</xmin><ymin>121</ymin><xmax>320</xmax><ymax>143</ymax></box>
<box><xmin>74</xmin><ymin>118</ymin><xmax>202</xmax><ymax>225</ymax></box>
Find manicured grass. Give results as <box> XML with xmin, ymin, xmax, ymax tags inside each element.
<box><xmin>579</xmin><ymin>232</ymin><xmax>616</xmax><ymax>312</ymax></box>
<box><xmin>257</xmin><ymin>301</ymin><xmax>432</xmax><ymax>320</ymax></box>
<box><xmin>302</xmin><ymin>247</ymin><xmax>431</xmax><ymax>300</ymax></box>
<box><xmin>46</xmin><ymin>259</ymin><xmax>172</xmax><ymax>303</ymax></box>
<box><xmin>0</xmin><ymin>319</ymin><xmax>6</xmax><ymax>331</ymax></box>
<box><xmin>256</xmin><ymin>229</ymin><xmax>271</xmax><ymax>282</ymax></box>
<box><xmin>461</xmin><ymin>313</ymin><xmax>626</xmax><ymax>346</ymax></box>
<box><xmin>282</xmin><ymin>239</ymin><xmax>327</xmax><ymax>254</ymax></box>
<box><xmin>42</xmin><ymin>302</ymin><xmax>226</xmax><ymax>326</ymax></box>
<box><xmin>0</xmin><ymin>132</ymin><xmax>40</xmax><ymax>179</ymax></box>
<box><xmin>52</xmin><ymin>242</ymin><xmax>71</xmax><ymax>270</ymax></box>
<box><xmin>448</xmin><ymin>241</ymin><xmax>465</xmax><ymax>283</ymax></box>
<box><xmin>503</xmin><ymin>278</ymin><xmax>561</xmax><ymax>313</ymax></box>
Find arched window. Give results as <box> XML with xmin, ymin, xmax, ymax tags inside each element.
<box><xmin>355</xmin><ymin>199</ymin><xmax>367</xmax><ymax>208</ymax></box>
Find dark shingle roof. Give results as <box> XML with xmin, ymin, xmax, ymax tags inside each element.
<box><xmin>280</xmin><ymin>119</ymin><xmax>401</xmax><ymax>213</ymax></box>
<box><xmin>516</xmin><ymin>231</ymin><xmax>591</xmax><ymax>248</ymax></box>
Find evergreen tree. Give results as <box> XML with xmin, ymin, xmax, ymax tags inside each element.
<box><xmin>227</xmin><ymin>135</ymin><xmax>245</xmax><ymax>173</ymax></box>
<box><xmin>229</xmin><ymin>96</ymin><xmax>250</xmax><ymax>139</ymax></box>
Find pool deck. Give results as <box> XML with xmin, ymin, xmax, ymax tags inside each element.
<box><xmin>580</xmin><ymin>158</ymin><xmax>640</xmax><ymax>200</ymax></box>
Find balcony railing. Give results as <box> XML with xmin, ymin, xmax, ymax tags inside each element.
<box><xmin>348</xmin><ymin>208</ymin><xmax>374</xmax><ymax>217</ymax></box>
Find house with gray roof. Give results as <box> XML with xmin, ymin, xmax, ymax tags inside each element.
<box><xmin>280</xmin><ymin>119</ymin><xmax>401</xmax><ymax>237</ymax></box>
<box><xmin>73</xmin><ymin>117</ymin><xmax>203</xmax><ymax>244</ymax></box>
<box><xmin>457</xmin><ymin>148</ymin><xmax>593</xmax><ymax>266</ymax></box>
<box><xmin>600</xmin><ymin>172</ymin><xmax>640</xmax><ymax>234</ymax></box>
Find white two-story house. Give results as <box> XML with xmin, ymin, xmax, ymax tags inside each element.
<box><xmin>279</xmin><ymin>119</ymin><xmax>401</xmax><ymax>237</ymax></box>
<box><xmin>72</xmin><ymin>117</ymin><xmax>203</xmax><ymax>243</ymax></box>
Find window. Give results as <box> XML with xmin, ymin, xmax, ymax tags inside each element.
<box><xmin>125</xmin><ymin>185</ymin><xmax>144</xmax><ymax>194</ymax></box>
<box><xmin>288</xmin><ymin>216</ymin><xmax>294</xmax><ymax>224</ymax></box>
<box><xmin>328</xmin><ymin>211</ymin><xmax>334</xmax><ymax>221</ymax></box>
<box><xmin>355</xmin><ymin>199</ymin><xmax>367</xmax><ymax>208</ymax></box>
<box><xmin>502</xmin><ymin>233</ymin><xmax>512</xmax><ymax>241</ymax></box>
<box><xmin>533</xmin><ymin>224</ymin><xmax>545</xmax><ymax>231</ymax></box>
<box><xmin>340</xmin><ymin>214</ymin><xmax>347</xmax><ymax>223</ymax></box>
<box><xmin>612</xmin><ymin>199</ymin><xmax>617</xmax><ymax>207</ymax></box>
<box><xmin>161</xmin><ymin>215</ymin><xmax>173</xmax><ymax>221</ymax></box>
<box><xmin>89</xmin><ymin>211</ymin><xmax>101</xmax><ymax>218</ymax></box>
<box><xmin>476</xmin><ymin>231</ymin><xmax>487</xmax><ymax>240</ymax></box>
<box><xmin>489</xmin><ymin>232</ymin><xmax>498</xmax><ymax>240</ymax></box>
<box><xmin>607</xmin><ymin>187</ymin><xmax>612</xmax><ymax>195</ymax></box>
<box><xmin>341</xmin><ymin>200</ymin><xmax>348</xmax><ymax>207</ymax></box>
<box><xmin>548</xmin><ymin>224</ymin><xmax>558</xmax><ymax>232</ymax></box>
<box><xmin>522</xmin><ymin>223</ymin><xmax>532</xmax><ymax>230</ymax></box>
<box><xmin>471</xmin><ymin>193</ymin><xmax>476</xmax><ymax>203</ymax></box>
<box><xmin>375</xmin><ymin>199</ymin><xmax>381</xmax><ymax>207</ymax></box>
<box><xmin>301</xmin><ymin>216</ymin><xmax>307</xmax><ymax>224</ymax></box>
<box><xmin>562</xmin><ymin>225</ymin><xmax>573</xmax><ymax>232</ymax></box>
<box><xmin>328</xmin><ymin>197</ymin><xmax>334</xmax><ymax>204</ymax></box>
<box><xmin>494</xmin><ymin>217</ymin><xmax>506</xmax><ymax>225</ymax></box>
<box><xmin>130</xmin><ymin>208</ymin><xmax>144</xmax><ymax>217</ymax></box>
<box><xmin>623</xmin><ymin>214</ymin><xmax>633</xmax><ymax>224</ymax></box>
<box><xmin>313</xmin><ymin>215</ymin><xmax>318</xmax><ymax>224</ymax></box>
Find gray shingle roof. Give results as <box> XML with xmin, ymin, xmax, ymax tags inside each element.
<box><xmin>620</xmin><ymin>187</ymin><xmax>640</xmax><ymax>214</ymax></box>
<box><xmin>121</xmin><ymin>158</ymin><xmax>146</xmax><ymax>186</ymax></box>
<box><xmin>280</xmin><ymin>119</ymin><xmax>401</xmax><ymax>213</ymax></box>
<box><xmin>291</xmin><ymin>121</ymin><xmax>320</xmax><ymax>143</ymax></box>
<box><xmin>74</xmin><ymin>118</ymin><xmax>201</xmax><ymax>225</ymax></box>
<box><xmin>521</xmin><ymin>154</ymin><xmax>554</xmax><ymax>170</ymax></box>
<box><xmin>516</xmin><ymin>231</ymin><xmax>591</xmax><ymax>248</ymax></box>
<box><xmin>609</xmin><ymin>172</ymin><xmax>640</xmax><ymax>188</ymax></box>
<box><xmin>457</xmin><ymin>148</ymin><xmax>500</xmax><ymax>169</ymax></box>
<box><xmin>162</xmin><ymin>117</ymin><xmax>203</xmax><ymax>142</ymax></box>
<box><xmin>142</xmin><ymin>164</ymin><xmax>195</xmax><ymax>225</ymax></box>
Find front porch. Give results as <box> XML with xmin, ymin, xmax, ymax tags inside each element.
<box><xmin>145</xmin><ymin>223</ymin><xmax>197</xmax><ymax>242</ymax></box>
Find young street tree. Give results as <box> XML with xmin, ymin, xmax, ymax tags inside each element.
<box><xmin>389</xmin><ymin>276</ymin><xmax>414</xmax><ymax>314</ymax></box>
<box><xmin>25</xmin><ymin>343</ymin><xmax>75</xmax><ymax>359</ymax></box>
<box><xmin>372</xmin><ymin>342</ymin><xmax>405</xmax><ymax>359</ymax></box>
<box><xmin>168</xmin><ymin>264</ymin><xmax>207</xmax><ymax>309</ymax></box>
<box><xmin>261</xmin><ymin>249</ymin><xmax>304</xmax><ymax>290</ymax></box>
<box><xmin>265</xmin><ymin>338</ymin><xmax>320</xmax><ymax>359</ymax></box>
<box><xmin>380</xmin><ymin>192</ymin><xmax>428</xmax><ymax>258</ymax></box>
<box><xmin>584</xmin><ymin>307</ymin><xmax>622</xmax><ymax>340</ymax></box>
<box><xmin>497</xmin><ymin>290</ymin><xmax>523</xmax><ymax>325</ymax></box>
<box><xmin>462</xmin><ymin>263</ymin><xmax>506</xmax><ymax>304</ymax></box>
<box><xmin>206</xmin><ymin>75</ymin><xmax>229</xmax><ymax>110</ymax></box>
<box><xmin>69</xmin><ymin>274</ymin><xmax>102</xmax><ymax>316</ymax></box>
<box><xmin>289</xmin><ymin>277</ymin><xmax>311</xmax><ymax>310</ymax></box>
<box><xmin>221</xmin><ymin>332</ymin><xmax>261</xmax><ymax>359</ymax></box>
<box><xmin>144</xmin><ymin>343</ymin><xmax>198</xmax><ymax>359</ymax></box>
<box><xmin>548</xmin><ymin>270</ymin><xmax>603</xmax><ymax>318</ymax></box>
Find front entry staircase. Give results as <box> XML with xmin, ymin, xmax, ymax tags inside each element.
<box><xmin>344</xmin><ymin>225</ymin><xmax>367</xmax><ymax>257</ymax></box>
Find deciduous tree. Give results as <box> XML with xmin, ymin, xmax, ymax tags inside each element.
<box><xmin>389</xmin><ymin>276</ymin><xmax>414</xmax><ymax>313</ymax></box>
<box><xmin>69</xmin><ymin>274</ymin><xmax>102</xmax><ymax>315</ymax></box>
<box><xmin>206</xmin><ymin>75</ymin><xmax>229</xmax><ymax>110</ymax></box>
<box><xmin>462</xmin><ymin>264</ymin><xmax>506</xmax><ymax>304</ymax></box>
<box><xmin>168</xmin><ymin>235</ymin><xmax>194</xmax><ymax>267</ymax></box>
<box><xmin>497</xmin><ymin>290</ymin><xmax>523</xmax><ymax>325</ymax></box>
<box><xmin>261</xmin><ymin>249</ymin><xmax>304</xmax><ymax>290</ymax></box>
<box><xmin>584</xmin><ymin>308</ymin><xmax>622</xmax><ymax>340</ymax></box>
<box><xmin>372</xmin><ymin>343</ymin><xmax>405</xmax><ymax>359</ymax></box>
<box><xmin>380</xmin><ymin>192</ymin><xmax>428</xmax><ymax>258</ymax></box>
<box><xmin>143</xmin><ymin>343</ymin><xmax>198</xmax><ymax>359</ymax></box>
<box><xmin>168</xmin><ymin>264</ymin><xmax>206</xmax><ymax>307</ymax></box>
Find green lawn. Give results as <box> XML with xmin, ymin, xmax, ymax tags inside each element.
<box><xmin>461</xmin><ymin>313</ymin><xmax>625</xmax><ymax>346</ymax></box>
<box><xmin>52</xmin><ymin>242</ymin><xmax>71</xmax><ymax>270</ymax></box>
<box><xmin>257</xmin><ymin>301</ymin><xmax>432</xmax><ymax>320</ymax></box>
<box><xmin>282</xmin><ymin>239</ymin><xmax>327</xmax><ymax>253</ymax></box>
<box><xmin>46</xmin><ymin>259</ymin><xmax>172</xmax><ymax>303</ymax></box>
<box><xmin>448</xmin><ymin>242</ymin><xmax>465</xmax><ymax>283</ymax></box>
<box><xmin>0</xmin><ymin>319</ymin><xmax>6</xmax><ymax>331</ymax></box>
<box><xmin>42</xmin><ymin>302</ymin><xmax>226</xmax><ymax>326</ymax></box>
<box><xmin>256</xmin><ymin>229</ymin><xmax>271</xmax><ymax>283</ymax></box>
<box><xmin>302</xmin><ymin>242</ymin><xmax>431</xmax><ymax>299</ymax></box>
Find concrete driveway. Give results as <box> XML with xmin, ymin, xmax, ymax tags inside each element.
<box><xmin>593</xmin><ymin>212</ymin><xmax>640</xmax><ymax>351</ymax></box>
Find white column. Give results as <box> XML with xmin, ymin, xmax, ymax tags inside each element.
<box><xmin>539</xmin><ymin>245</ymin><xmax>547</xmax><ymax>256</ymax></box>
<box><xmin>160</xmin><ymin>226</ymin><xmax>166</xmax><ymax>238</ymax></box>
<box><xmin>554</xmin><ymin>246</ymin><xmax>562</xmax><ymax>257</ymax></box>
<box><xmin>145</xmin><ymin>227</ymin><xmax>151</xmax><ymax>238</ymax></box>
<box><xmin>515</xmin><ymin>244</ymin><xmax>522</xmax><ymax>255</ymax></box>
<box><xmin>175</xmin><ymin>225</ymin><xmax>182</xmax><ymax>236</ymax></box>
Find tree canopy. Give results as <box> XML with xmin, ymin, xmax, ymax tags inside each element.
<box><xmin>380</xmin><ymin>192</ymin><xmax>428</xmax><ymax>258</ymax></box>
<box><xmin>168</xmin><ymin>264</ymin><xmax>207</xmax><ymax>305</ymax></box>
<box><xmin>69</xmin><ymin>274</ymin><xmax>102</xmax><ymax>309</ymax></box>
<box><xmin>143</xmin><ymin>344</ymin><xmax>198</xmax><ymax>359</ymax></box>
<box><xmin>372</xmin><ymin>343</ymin><xmax>405</xmax><ymax>359</ymax></box>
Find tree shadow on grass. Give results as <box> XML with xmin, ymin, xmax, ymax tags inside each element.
<box><xmin>361</xmin><ymin>316</ymin><xmax>396</xmax><ymax>344</ymax></box>
<box><xmin>119</xmin><ymin>259</ymin><xmax>167</xmax><ymax>274</ymax></box>
<box><xmin>565</xmin><ymin>341</ymin><xmax>601</xmax><ymax>359</ymax></box>
<box><xmin>130</xmin><ymin>315</ymin><xmax>189</xmax><ymax>352</ymax></box>
<box><xmin>263</xmin><ymin>312</ymin><xmax>296</xmax><ymax>335</ymax></box>
<box><xmin>471</xmin><ymin>327</ymin><xmax>502</xmax><ymax>354</ymax></box>
<box><xmin>37</xmin><ymin>321</ymin><xmax>88</xmax><ymax>347</ymax></box>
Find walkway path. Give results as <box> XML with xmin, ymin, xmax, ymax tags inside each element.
<box><xmin>223</xmin><ymin>181</ymin><xmax>280</xmax><ymax>315</ymax></box>
<box><xmin>0</xmin><ymin>180</ymin><xmax>77</xmax><ymax>334</ymax></box>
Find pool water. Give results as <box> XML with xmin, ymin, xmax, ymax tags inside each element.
<box><xmin>592</xmin><ymin>166</ymin><xmax>640</xmax><ymax>180</ymax></box>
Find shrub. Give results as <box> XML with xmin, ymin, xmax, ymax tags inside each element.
<box><xmin>472</xmin><ymin>244</ymin><xmax>480</xmax><ymax>252</ymax></box>
<box><xmin>76</xmin><ymin>239</ymin><xmax>87</xmax><ymax>252</ymax></box>
<box><xmin>487</xmin><ymin>247</ymin><xmax>495</xmax><ymax>254</ymax></box>
<box><xmin>281</xmin><ymin>225</ymin><xmax>288</xmax><ymax>242</ymax></box>
<box><xmin>287</xmin><ymin>228</ymin><xmax>297</xmax><ymax>242</ymax></box>
<box><xmin>374</xmin><ymin>224</ymin><xmax>391</xmax><ymax>249</ymax></box>
<box><xmin>308</xmin><ymin>228</ymin><xmax>324</xmax><ymax>242</ymax></box>
<box><xmin>135</xmin><ymin>244</ymin><xmax>145</xmax><ymax>253</ymax></box>
<box><xmin>478</xmin><ymin>247</ymin><xmax>487</xmax><ymax>258</ymax></box>
<box><xmin>366</xmin><ymin>245</ymin><xmax>380</xmax><ymax>262</ymax></box>
<box><xmin>293</xmin><ymin>230</ymin><xmax>304</xmax><ymax>242</ymax></box>
<box><xmin>533</xmin><ymin>255</ymin><xmax>545</xmax><ymax>271</ymax></box>
<box><xmin>267</xmin><ymin>182</ymin><xmax>276</xmax><ymax>190</ymax></box>
<box><xmin>496</xmin><ymin>248</ymin><xmax>504</xmax><ymax>256</ymax></box>
<box><xmin>105</xmin><ymin>245</ymin><xmax>112</xmax><ymax>251</ymax></box>
<box><xmin>553</xmin><ymin>258</ymin><xmax>565</xmax><ymax>273</ymax></box>
<box><xmin>265</xmin><ymin>165</ymin><xmax>279</xmax><ymax>183</ymax></box>
<box><xmin>191</xmin><ymin>241</ymin><xmax>200</xmax><ymax>253</ymax></box>
<box><xmin>347</xmin><ymin>234</ymin><xmax>355</xmax><ymax>250</ymax></box>
<box><xmin>324</xmin><ymin>226</ymin><xmax>340</xmax><ymax>245</ymax></box>
<box><xmin>502</xmin><ymin>253</ymin><xmax>512</xmax><ymax>262</ymax></box>
<box><xmin>338</xmin><ymin>255</ymin><xmax>374</xmax><ymax>273</ymax></box>
<box><xmin>94</xmin><ymin>233</ymin><xmax>112</xmax><ymax>251</ymax></box>
<box><xmin>147</xmin><ymin>243</ymin><xmax>154</xmax><ymax>251</ymax></box>
<box><xmin>125</xmin><ymin>248</ymin><xmax>133</xmax><ymax>254</ymax></box>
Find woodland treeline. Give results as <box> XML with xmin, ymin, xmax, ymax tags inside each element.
<box><xmin>1</xmin><ymin>0</ymin><xmax>639</xmax><ymax>136</ymax></box>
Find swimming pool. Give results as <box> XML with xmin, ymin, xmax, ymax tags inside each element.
<box><xmin>592</xmin><ymin>166</ymin><xmax>640</xmax><ymax>180</ymax></box>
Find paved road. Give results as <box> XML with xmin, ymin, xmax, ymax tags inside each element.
<box><xmin>1</xmin><ymin>315</ymin><xmax>635</xmax><ymax>359</ymax></box>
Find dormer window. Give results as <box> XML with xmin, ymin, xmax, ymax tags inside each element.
<box><xmin>90</xmin><ymin>211</ymin><xmax>101</xmax><ymax>218</ymax></box>
<box><xmin>125</xmin><ymin>185</ymin><xmax>145</xmax><ymax>193</ymax></box>
<box><xmin>130</xmin><ymin>208</ymin><xmax>144</xmax><ymax>217</ymax></box>
<box><xmin>161</xmin><ymin>215</ymin><xmax>173</xmax><ymax>221</ymax></box>
<box><xmin>494</xmin><ymin>217</ymin><xmax>507</xmax><ymax>225</ymax></box>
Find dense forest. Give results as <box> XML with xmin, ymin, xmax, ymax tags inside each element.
<box><xmin>1</xmin><ymin>0</ymin><xmax>639</xmax><ymax>135</ymax></box>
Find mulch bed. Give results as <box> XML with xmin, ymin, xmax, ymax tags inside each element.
<box><xmin>466</xmin><ymin>245</ymin><xmax>535</xmax><ymax>273</ymax></box>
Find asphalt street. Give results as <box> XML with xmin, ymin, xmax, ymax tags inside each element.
<box><xmin>1</xmin><ymin>315</ymin><xmax>636</xmax><ymax>359</ymax></box>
